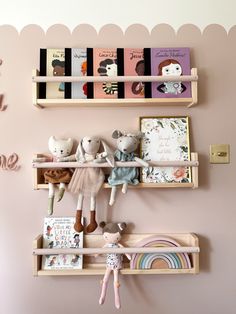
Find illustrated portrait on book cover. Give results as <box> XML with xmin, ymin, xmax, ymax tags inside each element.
<box><xmin>97</xmin><ymin>58</ymin><xmax>118</xmax><ymax>95</ymax></box>
<box><xmin>157</xmin><ymin>59</ymin><xmax>186</xmax><ymax>95</ymax></box>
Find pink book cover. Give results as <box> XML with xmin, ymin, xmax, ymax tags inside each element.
<box><xmin>124</xmin><ymin>48</ymin><xmax>144</xmax><ymax>98</ymax></box>
<box><xmin>151</xmin><ymin>47</ymin><xmax>191</xmax><ymax>98</ymax></box>
<box><xmin>93</xmin><ymin>48</ymin><xmax>118</xmax><ymax>99</ymax></box>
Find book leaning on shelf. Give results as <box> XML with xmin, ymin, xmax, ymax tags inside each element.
<box><xmin>42</xmin><ymin>216</ymin><xmax>84</xmax><ymax>270</ymax></box>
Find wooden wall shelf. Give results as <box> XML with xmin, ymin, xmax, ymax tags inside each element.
<box><xmin>32</xmin><ymin>68</ymin><xmax>198</xmax><ymax>109</ymax></box>
<box><xmin>33</xmin><ymin>233</ymin><xmax>199</xmax><ymax>276</ymax></box>
<box><xmin>33</xmin><ymin>152</ymin><xmax>199</xmax><ymax>190</ymax></box>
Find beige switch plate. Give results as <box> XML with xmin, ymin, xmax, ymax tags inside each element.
<box><xmin>210</xmin><ymin>144</ymin><xmax>230</xmax><ymax>163</ymax></box>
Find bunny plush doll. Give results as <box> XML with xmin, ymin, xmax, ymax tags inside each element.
<box><xmin>67</xmin><ymin>136</ymin><xmax>114</xmax><ymax>233</ymax></box>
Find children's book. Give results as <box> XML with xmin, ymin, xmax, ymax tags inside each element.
<box><xmin>39</xmin><ymin>48</ymin><xmax>65</xmax><ymax>99</ymax></box>
<box><xmin>41</xmin><ymin>216</ymin><xmax>84</xmax><ymax>270</ymax></box>
<box><xmin>88</xmin><ymin>48</ymin><xmax>118</xmax><ymax>99</ymax></box>
<box><xmin>144</xmin><ymin>47</ymin><xmax>191</xmax><ymax>98</ymax></box>
<box><xmin>65</xmin><ymin>48</ymin><xmax>87</xmax><ymax>99</ymax></box>
<box><xmin>117</xmin><ymin>48</ymin><xmax>145</xmax><ymax>98</ymax></box>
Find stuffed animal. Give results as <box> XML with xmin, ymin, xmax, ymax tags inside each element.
<box><xmin>67</xmin><ymin>136</ymin><xmax>114</xmax><ymax>233</ymax></box>
<box><xmin>98</xmin><ymin>221</ymin><xmax>131</xmax><ymax>309</ymax></box>
<box><xmin>108</xmin><ymin>130</ymin><xmax>149</xmax><ymax>206</ymax></box>
<box><xmin>33</xmin><ymin>136</ymin><xmax>74</xmax><ymax>215</ymax></box>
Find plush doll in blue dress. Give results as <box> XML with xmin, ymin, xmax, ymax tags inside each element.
<box><xmin>108</xmin><ymin>130</ymin><xmax>149</xmax><ymax>205</ymax></box>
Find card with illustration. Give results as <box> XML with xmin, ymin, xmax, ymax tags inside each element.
<box><xmin>140</xmin><ymin>116</ymin><xmax>191</xmax><ymax>183</ymax></box>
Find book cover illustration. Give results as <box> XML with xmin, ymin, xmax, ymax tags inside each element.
<box><xmin>93</xmin><ymin>48</ymin><xmax>118</xmax><ymax>99</ymax></box>
<box><xmin>42</xmin><ymin>216</ymin><xmax>84</xmax><ymax>270</ymax></box>
<box><xmin>140</xmin><ymin>117</ymin><xmax>191</xmax><ymax>184</ymax></box>
<box><xmin>71</xmin><ymin>48</ymin><xmax>87</xmax><ymax>99</ymax></box>
<box><xmin>40</xmin><ymin>48</ymin><xmax>65</xmax><ymax>99</ymax></box>
<box><xmin>124</xmin><ymin>48</ymin><xmax>145</xmax><ymax>98</ymax></box>
<box><xmin>150</xmin><ymin>48</ymin><xmax>191</xmax><ymax>98</ymax></box>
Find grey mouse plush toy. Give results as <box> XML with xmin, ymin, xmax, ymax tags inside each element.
<box><xmin>108</xmin><ymin>130</ymin><xmax>149</xmax><ymax>206</ymax></box>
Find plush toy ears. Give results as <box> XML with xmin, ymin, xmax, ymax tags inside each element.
<box><xmin>118</xmin><ymin>222</ymin><xmax>127</xmax><ymax>231</ymax></box>
<box><xmin>136</xmin><ymin>131</ymin><xmax>145</xmax><ymax>140</ymax></box>
<box><xmin>48</xmin><ymin>136</ymin><xmax>56</xmax><ymax>147</ymax></box>
<box><xmin>75</xmin><ymin>139</ymin><xmax>85</xmax><ymax>161</ymax></box>
<box><xmin>99</xmin><ymin>221</ymin><xmax>106</xmax><ymax>229</ymax></box>
<box><xmin>112</xmin><ymin>130</ymin><xmax>123</xmax><ymax>139</ymax></box>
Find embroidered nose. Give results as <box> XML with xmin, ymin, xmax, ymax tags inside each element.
<box><xmin>123</xmin><ymin>149</ymin><xmax>127</xmax><ymax>152</ymax></box>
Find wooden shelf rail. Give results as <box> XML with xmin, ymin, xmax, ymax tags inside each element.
<box><xmin>32</xmin><ymin>74</ymin><xmax>198</xmax><ymax>83</ymax></box>
<box><xmin>33</xmin><ymin>246</ymin><xmax>200</xmax><ymax>256</ymax></box>
<box><xmin>33</xmin><ymin>160</ymin><xmax>199</xmax><ymax>169</ymax></box>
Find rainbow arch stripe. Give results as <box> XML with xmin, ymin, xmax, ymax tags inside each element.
<box><xmin>130</xmin><ymin>236</ymin><xmax>192</xmax><ymax>270</ymax></box>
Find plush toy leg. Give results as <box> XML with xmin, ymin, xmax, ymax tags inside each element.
<box><xmin>57</xmin><ymin>182</ymin><xmax>65</xmax><ymax>202</ymax></box>
<box><xmin>86</xmin><ymin>197</ymin><xmax>98</xmax><ymax>233</ymax></box>
<box><xmin>99</xmin><ymin>268</ymin><xmax>111</xmax><ymax>305</ymax></box>
<box><xmin>113</xmin><ymin>269</ymin><xmax>121</xmax><ymax>309</ymax></box>
<box><xmin>48</xmin><ymin>183</ymin><xmax>55</xmax><ymax>215</ymax></box>
<box><xmin>74</xmin><ymin>193</ymin><xmax>84</xmax><ymax>232</ymax></box>
<box><xmin>109</xmin><ymin>186</ymin><xmax>117</xmax><ymax>206</ymax></box>
<box><xmin>122</xmin><ymin>183</ymin><xmax>128</xmax><ymax>194</ymax></box>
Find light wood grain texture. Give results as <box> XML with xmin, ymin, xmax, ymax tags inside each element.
<box><xmin>32</xmin><ymin>233</ymin><xmax>199</xmax><ymax>276</ymax></box>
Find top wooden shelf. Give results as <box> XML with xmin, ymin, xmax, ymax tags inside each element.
<box><xmin>32</xmin><ymin>68</ymin><xmax>198</xmax><ymax>109</ymax></box>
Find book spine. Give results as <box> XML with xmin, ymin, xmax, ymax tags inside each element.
<box><xmin>144</xmin><ymin>48</ymin><xmax>152</xmax><ymax>98</ymax></box>
<box><xmin>87</xmin><ymin>48</ymin><xmax>94</xmax><ymax>99</ymax></box>
<box><xmin>117</xmin><ymin>48</ymin><xmax>124</xmax><ymax>98</ymax></box>
<box><xmin>64</xmin><ymin>48</ymin><xmax>71</xmax><ymax>99</ymax></box>
<box><xmin>39</xmin><ymin>49</ymin><xmax>46</xmax><ymax>99</ymax></box>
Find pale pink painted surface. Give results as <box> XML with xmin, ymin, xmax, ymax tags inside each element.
<box><xmin>0</xmin><ymin>24</ymin><xmax>236</xmax><ymax>314</ymax></box>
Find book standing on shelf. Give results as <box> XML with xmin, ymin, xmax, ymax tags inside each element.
<box><xmin>144</xmin><ymin>47</ymin><xmax>191</xmax><ymax>98</ymax></box>
<box><xmin>117</xmin><ymin>48</ymin><xmax>145</xmax><ymax>98</ymax></box>
<box><xmin>42</xmin><ymin>216</ymin><xmax>84</xmax><ymax>270</ymax></box>
<box><xmin>65</xmin><ymin>48</ymin><xmax>87</xmax><ymax>99</ymax></box>
<box><xmin>87</xmin><ymin>48</ymin><xmax>118</xmax><ymax>99</ymax></box>
<box><xmin>39</xmin><ymin>48</ymin><xmax>65</xmax><ymax>99</ymax></box>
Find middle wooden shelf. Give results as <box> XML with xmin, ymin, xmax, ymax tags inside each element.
<box><xmin>33</xmin><ymin>152</ymin><xmax>199</xmax><ymax>190</ymax></box>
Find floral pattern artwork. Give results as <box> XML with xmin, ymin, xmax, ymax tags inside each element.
<box><xmin>140</xmin><ymin>117</ymin><xmax>191</xmax><ymax>183</ymax></box>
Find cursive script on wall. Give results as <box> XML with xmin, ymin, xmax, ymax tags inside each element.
<box><xmin>0</xmin><ymin>153</ymin><xmax>20</xmax><ymax>170</ymax></box>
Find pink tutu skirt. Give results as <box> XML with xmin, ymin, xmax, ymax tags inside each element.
<box><xmin>68</xmin><ymin>168</ymin><xmax>105</xmax><ymax>197</ymax></box>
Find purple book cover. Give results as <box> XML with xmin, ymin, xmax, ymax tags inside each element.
<box><xmin>151</xmin><ymin>48</ymin><xmax>191</xmax><ymax>98</ymax></box>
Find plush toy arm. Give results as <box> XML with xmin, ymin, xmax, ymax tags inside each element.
<box><xmin>57</xmin><ymin>154</ymin><xmax>76</xmax><ymax>162</ymax></box>
<box><xmin>118</xmin><ymin>243</ymin><xmax>132</xmax><ymax>260</ymax></box>
<box><xmin>134</xmin><ymin>156</ymin><xmax>149</xmax><ymax>167</ymax></box>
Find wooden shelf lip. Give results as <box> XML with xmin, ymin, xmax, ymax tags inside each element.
<box><xmin>35</xmin><ymin>98</ymin><xmax>195</xmax><ymax>108</ymax></box>
<box><xmin>33</xmin><ymin>160</ymin><xmax>199</xmax><ymax>169</ymax></box>
<box><xmin>33</xmin><ymin>246</ymin><xmax>200</xmax><ymax>256</ymax></box>
<box><xmin>36</xmin><ymin>267</ymin><xmax>197</xmax><ymax>276</ymax></box>
<box><xmin>32</xmin><ymin>73</ymin><xmax>198</xmax><ymax>83</ymax></box>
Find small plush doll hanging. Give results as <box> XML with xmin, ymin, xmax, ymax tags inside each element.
<box><xmin>98</xmin><ymin>221</ymin><xmax>131</xmax><ymax>309</ymax></box>
<box><xmin>67</xmin><ymin>136</ymin><xmax>114</xmax><ymax>233</ymax></box>
<box><xmin>108</xmin><ymin>130</ymin><xmax>149</xmax><ymax>206</ymax></box>
<box><xmin>33</xmin><ymin>136</ymin><xmax>74</xmax><ymax>215</ymax></box>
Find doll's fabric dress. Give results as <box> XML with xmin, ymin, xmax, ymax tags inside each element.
<box><xmin>106</xmin><ymin>243</ymin><xmax>123</xmax><ymax>270</ymax></box>
<box><xmin>44</xmin><ymin>156</ymin><xmax>72</xmax><ymax>184</ymax></box>
<box><xmin>68</xmin><ymin>154</ymin><xmax>105</xmax><ymax>197</ymax></box>
<box><xmin>108</xmin><ymin>150</ymin><xmax>139</xmax><ymax>186</ymax></box>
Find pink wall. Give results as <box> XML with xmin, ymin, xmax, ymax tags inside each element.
<box><xmin>1</xmin><ymin>24</ymin><xmax>235</xmax><ymax>314</ymax></box>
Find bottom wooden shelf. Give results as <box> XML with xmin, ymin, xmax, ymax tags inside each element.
<box><xmin>33</xmin><ymin>233</ymin><xmax>199</xmax><ymax>276</ymax></box>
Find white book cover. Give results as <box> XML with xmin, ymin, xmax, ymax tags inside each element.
<box><xmin>42</xmin><ymin>216</ymin><xmax>84</xmax><ymax>270</ymax></box>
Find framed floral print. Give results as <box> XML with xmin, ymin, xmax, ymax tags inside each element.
<box><xmin>140</xmin><ymin>116</ymin><xmax>191</xmax><ymax>184</ymax></box>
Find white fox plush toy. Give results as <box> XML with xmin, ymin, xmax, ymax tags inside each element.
<box><xmin>34</xmin><ymin>136</ymin><xmax>74</xmax><ymax>215</ymax></box>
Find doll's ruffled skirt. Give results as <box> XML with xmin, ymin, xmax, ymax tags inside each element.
<box><xmin>68</xmin><ymin>168</ymin><xmax>104</xmax><ymax>197</ymax></box>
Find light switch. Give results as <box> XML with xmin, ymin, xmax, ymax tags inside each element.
<box><xmin>210</xmin><ymin>144</ymin><xmax>230</xmax><ymax>164</ymax></box>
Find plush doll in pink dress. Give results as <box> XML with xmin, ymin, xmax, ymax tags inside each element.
<box><xmin>97</xmin><ymin>221</ymin><xmax>131</xmax><ymax>309</ymax></box>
